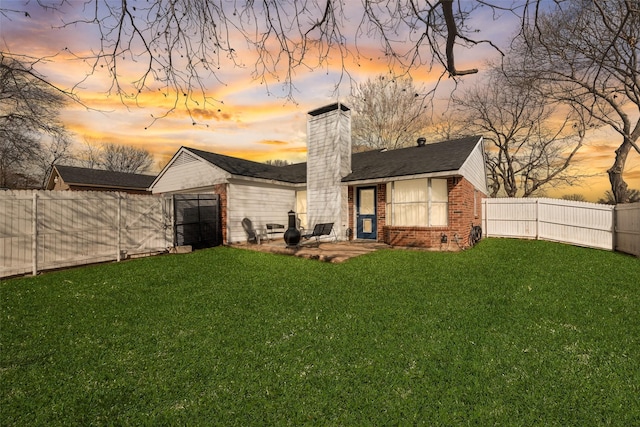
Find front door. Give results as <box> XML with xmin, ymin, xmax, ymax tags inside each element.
<box><xmin>356</xmin><ymin>187</ymin><xmax>377</xmax><ymax>240</ymax></box>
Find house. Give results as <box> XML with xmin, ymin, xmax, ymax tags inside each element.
<box><xmin>150</xmin><ymin>103</ymin><xmax>488</xmax><ymax>248</ymax></box>
<box><xmin>46</xmin><ymin>165</ymin><xmax>156</xmax><ymax>194</ymax></box>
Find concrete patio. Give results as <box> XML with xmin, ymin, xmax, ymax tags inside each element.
<box><xmin>229</xmin><ymin>239</ymin><xmax>392</xmax><ymax>263</ymax></box>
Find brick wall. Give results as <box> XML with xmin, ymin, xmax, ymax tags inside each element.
<box><xmin>446</xmin><ymin>176</ymin><xmax>483</xmax><ymax>247</ymax></box>
<box><xmin>214</xmin><ymin>183</ymin><xmax>228</xmax><ymax>244</ymax></box>
<box><xmin>376</xmin><ymin>183</ymin><xmax>386</xmax><ymax>237</ymax></box>
<box><xmin>348</xmin><ymin>177</ymin><xmax>485</xmax><ymax>249</ymax></box>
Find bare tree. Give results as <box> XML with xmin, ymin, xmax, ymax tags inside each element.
<box><xmin>428</xmin><ymin>111</ymin><xmax>468</xmax><ymax>141</ymax></box>
<box><xmin>453</xmin><ymin>67</ymin><xmax>586</xmax><ymax>198</ymax></box>
<box><xmin>561</xmin><ymin>194</ymin><xmax>587</xmax><ymax>202</ymax></box>
<box><xmin>265</xmin><ymin>159</ymin><xmax>292</xmax><ymax>166</ymax></box>
<box><xmin>516</xmin><ymin>0</ymin><xmax>640</xmax><ymax>203</ymax></box>
<box><xmin>77</xmin><ymin>142</ymin><xmax>154</xmax><ymax>174</ymax></box>
<box><xmin>349</xmin><ymin>75</ymin><xmax>431</xmax><ymax>150</ymax></box>
<box><xmin>31</xmin><ymin>132</ymin><xmax>73</xmax><ymax>188</ymax></box>
<box><xmin>1</xmin><ymin>1</ymin><xmax>521</xmax><ymax>121</ymax></box>
<box><xmin>101</xmin><ymin>144</ymin><xmax>154</xmax><ymax>173</ymax></box>
<box><xmin>75</xmin><ymin>138</ymin><xmax>104</xmax><ymax>170</ymax></box>
<box><xmin>0</xmin><ymin>53</ymin><xmax>72</xmax><ymax>188</ymax></box>
<box><xmin>0</xmin><ymin>132</ymin><xmax>36</xmax><ymax>188</ymax></box>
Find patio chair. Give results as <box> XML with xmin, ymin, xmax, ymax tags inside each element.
<box><xmin>301</xmin><ymin>222</ymin><xmax>335</xmax><ymax>245</ymax></box>
<box><xmin>242</xmin><ymin>218</ymin><xmax>264</xmax><ymax>244</ymax></box>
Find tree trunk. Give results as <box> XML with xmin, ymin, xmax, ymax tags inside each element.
<box><xmin>608</xmin><ymin>138</ymin><xmax>631</xmax><ymax>203</ymax></box>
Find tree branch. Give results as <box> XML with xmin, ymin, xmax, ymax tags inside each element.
<box><xmin>441</xmin><ymin>0</ymin><xmax>477</xmax><ymax>76</ymax></box>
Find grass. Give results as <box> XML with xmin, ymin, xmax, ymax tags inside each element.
<box><xmin>1</xmin><ymin>239</ymin><xmax>639</xmax><ymax>426</ymax></box>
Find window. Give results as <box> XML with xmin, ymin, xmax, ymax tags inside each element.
<box><xmin>386</xmin><ymin>178</ymin><xmax>448</xmax><ymax>226</ymax></box>
<box><xmin>430</xmin><ymin>179</ymin><xmax>448</xmax><ymax>226</ymax></box>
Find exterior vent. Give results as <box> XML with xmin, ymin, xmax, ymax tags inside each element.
<box><xmin>174</xmin><ymin>151</ymin><xmax>198</xmax><ymax>166</ymax></box>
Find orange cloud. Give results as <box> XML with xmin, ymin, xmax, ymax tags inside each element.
<box><xmin>258</xmin><ymin>140</ymin><xmax>289</xmax><ymax>146</ymax></box>
<box><xmin>281</xmin><ymin>146</ymin><xmax>307</xmax><ymax>154</ymax></box>
<box><xmin>625</xmin><ymin>169</ymin><xmax>640</xmax><ymax>181</ymax></box>
<box><xmin>191</xmin><ymin>108</ymin><xmax>233</xmax><ymax>121</ymax></box>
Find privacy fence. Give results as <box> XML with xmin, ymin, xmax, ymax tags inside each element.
<box><xmin>1</xmin><ymin>191</ymin><xmax>173</xmax><ymax>278</ymax></box>
<box><xmin>2</xmin><ymin>193</ymin><xmax>638</xmax><ymax>279</ymax></box>
<box><xmin>483</xmin><ymin>198</ymin><xmax>640</xmax><ymax>257</ymax></box>
<box><xmin>615</xmin><ymin>202</ymin><xmax>640</xmax><ymax>257</ymax></box>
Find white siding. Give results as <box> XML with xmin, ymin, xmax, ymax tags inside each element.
<box><xmin>151</xmin><ymin>150</ymin><xmax>229</xmax><ymax>194</ymax></box>
<box><xmin>340</xmin><ymin>186</ymin><xmax>349</xmax><ymax>240</ymax></box>
<box><xmin>227</xmin><ymin>181</ymin><xmax>296</xmax><ymax>243</ymax></box>
<box><xmin>306</xmin><ymin>107</ymin><xmax>351</xmax><ymax>239</ymax></box>
<box><xmin>459</xmin><ymin>137</ymin><xmax>488</xmax><ymax>195</ymax></box>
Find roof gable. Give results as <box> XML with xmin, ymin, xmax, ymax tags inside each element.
<box><xmin>52</xmin><ymin>165</ymin><xmax>156</xmax><ymax>190</ymax></box>
<box><xmin>185</xmin><ymin>147</ymin><xmax>306</xmax><ymax>184</ymax></box>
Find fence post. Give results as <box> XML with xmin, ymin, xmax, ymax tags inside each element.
<box><xmin>482</xmin><ymin>199</ymin><xmax>487</xmax><ymax>237</ymax></box>
<box><xmin>32</xmin><ymin>191</ymin><xmax>38</xmax><ymax>276</ymax></box>
<box><xmin>117</xmin><ymin>193</ymin><xmax>122</xmax><ymax>262</ymax></box>
<box><xmin>612</xmin><ymin>204</ymin><xmax>617</xmax><ymax>252</ymax></box>
<box><xmin>535</xmin><ymin>199</ymin><xmax>540</xmax><ymax>240</ymax></box>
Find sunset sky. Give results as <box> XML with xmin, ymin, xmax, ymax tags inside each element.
<box><xmin>1</xmin><ymin>1</ymin><xmax>638</xmax><ymax>201</ymax></box>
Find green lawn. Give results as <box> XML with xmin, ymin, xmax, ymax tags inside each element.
<box><xmin>1</xmin><ymin>239</ymin><xmax>639</xmax><ymax>426</ymax></box>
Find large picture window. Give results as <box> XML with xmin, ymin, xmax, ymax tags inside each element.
<box><xmin>386</xmin><ymin>178</ymin><xmax>448</xmax><ymax>226</ymax></box>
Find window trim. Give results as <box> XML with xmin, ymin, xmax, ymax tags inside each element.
<box><xmin>386</xmin><ymin>178</ymin><xmax>448</xmax><ymax>227</ymax></box>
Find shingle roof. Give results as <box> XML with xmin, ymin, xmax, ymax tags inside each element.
<box><xmin>54</xmin><ymin>165</ymin><xmax>156</xmax><ymax>189</ymax></box>
<box><xmin>185</xmin><ymin>147</ymin><xmax>307</xmax><ymax>183</ymax></box>
<box><xmin>184</xmin><ymin>135</ymin><xmax>481</xmax><ymax>185</ymax></box>
<box><xmin>342</xmin><ymin>136</ymin><xmax>481</xmax><ymax>182</ymax></box>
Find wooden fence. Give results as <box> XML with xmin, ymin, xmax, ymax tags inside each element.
<box><xmin>1</xmin><ymin>191</ymin><xmax>173</xmax><ymax>278</ymax></box>
<box><xmin>483</xmin><ymin>198</ymin><xmax>640</xmax><ymax>256</ymax></box>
